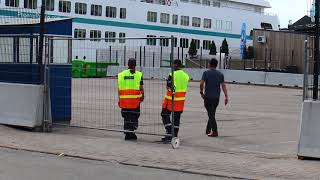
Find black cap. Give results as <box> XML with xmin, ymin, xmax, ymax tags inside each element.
<box><xmin>128</xmin><ymin>58</ymin><xmax>136</xmax><ymax>66</ymax></box>
<box><xmin>173</xmin><ymin>59</ymin><xmax>182</xmax><ymax>67</ymax></box>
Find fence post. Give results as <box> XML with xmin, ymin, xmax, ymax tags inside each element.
<box><xmin>143</xmin><ymin>46</ymin><xmax>146</xmax><ymax>67</ymax></box>
<box><xmin>139</xmin><ymin>46</ymin><xmax>142</xmax><ymax>67</ymax></box>
<box><xmin>30</xmin><ymin>36</ymin><xmax>34</xmax><ymax>64</ymax></box>
<box><xmin>181</xmin><ymin>48</ymin><xmax>184</xmax><ymax>65</ymax></box>
<box><xmin>178</xmin><ymin>47</ymin><xmax>180</xmax><ymax>60</ymax></box>
<box><xmin>68</xmin><ymin>38</ymin><xmax>72</xmax><ymax>64</ymax></box>
<box><xmin>170</xmin><ymin>35</ymin><xmax>177</xmax><ymax>148</ymax></box>
<box><xmin>160</xmin><ymin>46</ymin><xmax>163</xmax><ymax>67</ymax></box>
<box><xmin>109</xmin><ymin>46</ymin><xmax>112</xmax><ymax>63</ymax></box>
<box><xmin>264</xmin><ymin>48</ymin><xmax>267</xmax><ymax>71</ymax></box>
<box><xmin>152</xmin><ymin>51</ymin><xmax>155</xmax><ymax>68</ymax></box>
<box><xmin>303</xmin><ymin>37</ymin><xmax>309</xmax><ymax>100</ymax></box>
<box><xmin>116</xmin><ymin>50</ymin><xmax>119</xmax><ymax>64</ymax></box>
<box><xmin>124</xmin><ymin>46</ymin><xmax>126</xmax><ymax>66</ymax></box>
<box><xmin>200</xmin><ymin>47</ymin><xmax>203</xmax><ymax>68</ymax></box>
<box><xmin>269</xmin><ymin>48</ymin><xmax>272</xmax><ymax>71</ymax></box>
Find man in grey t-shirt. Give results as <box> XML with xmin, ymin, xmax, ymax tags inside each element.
<box><xmin>200</xmin><ymin>58</ymin><xmax>229</xmax><ymax>137</ymax></box>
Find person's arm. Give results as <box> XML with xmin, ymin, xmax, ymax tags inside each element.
<box><xmin>200</xmin><ymin>72</ymin><xmax>206</xmax><ymax>99</ymax></box>
<box><xmin>166</xmin><ymin>75</ymin><xmax>172</xmax><ymax>91</ymax></box>
<box><xmin>221</xmin><ymin>82</ymin><xmax>229</xmax><ymax>106</ymax></box>
<box><xmin>200</xmin><ymin>80</ymin><xmax>205</xmax><ymax>99</ymax></box>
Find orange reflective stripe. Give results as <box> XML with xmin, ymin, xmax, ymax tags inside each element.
<box><xmin>119</xmin><ymin>98</ymin><xmax>141</xmax><ymax>109</ymax></box>
<box><xmin>119</xmin><ymin>90</ymin><xmax>141</xmax><ymax>96</ymax></box>
<box><xmin>162</xmin><ymin>98</ymin><xmax>185</xmax><ymax>112</ymax></box>
<box><xmin>166</xmin><ymin>91</ymin><xmax>186</xmax><ymax>97</ymax></box>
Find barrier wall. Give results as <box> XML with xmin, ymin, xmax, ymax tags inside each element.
<box><xmin>107</xmin><ymin>66</ymin><xmax>309</xmax><ymax>88</ymax></box>
<box><xmin>0</xmin><ymin>82</ymin><xmax>43</xmax><ymax>128</ymax></box>
<box><xmin>49</xmin><ymin>65</ymin><xmax>72</xmax><ymax>122</ymax></box>
<box><xmin>298</xmin><ymin>101</ymin><xmax>320</xmax><ymax>158</ymax></box>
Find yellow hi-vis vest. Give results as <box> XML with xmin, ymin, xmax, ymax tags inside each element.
<box><xmin>118</xmin><ymin>69</ymin><xmax>143</xmax><ymax>109</ymax></box>
<box><xmin>162</xmin><ymin>69</ymin><xmax>189</xmax><ymax>111</ymax></box>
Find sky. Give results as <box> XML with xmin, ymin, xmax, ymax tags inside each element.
<box><xmin>267</xmin><ymin>0</ymin><xmax>310</xmax><ymax>28</ymax></box>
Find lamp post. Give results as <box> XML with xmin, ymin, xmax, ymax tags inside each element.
<box><xmin>313</xmin><ymin>0</ymin><xmax>320</xmax><ymax>100</ymax></box>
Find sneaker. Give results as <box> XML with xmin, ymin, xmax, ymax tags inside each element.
<box><xmin>208</xmin><ymin>131</ymin><xmax>218</xmax><ymax>137</ymax></box>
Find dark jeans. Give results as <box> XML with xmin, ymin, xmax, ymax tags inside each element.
<box><xmin>121</xmin><ymin>107</ymin><xmax>140</xmax><ymax>134</ymax></box>
<box><xmin>161</xmin><ymin>108</ymin><xmax>182</xmax><ymax>137</ymax></box>
<box><xmin>204</xmin><ymin>97</ymin><xmax>220</xmax><ymax>134</ymax></box>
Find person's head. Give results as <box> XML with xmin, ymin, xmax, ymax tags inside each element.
<box><xmin>128</xmin><ymin>58</ymin><xmax>137</xmax><ymax>70</ymax></box>
<box><xmin>173</xmin><ymin>59</ymin><xmax>182</xmax><ymax>69</ymax></box>
<box><xmin>209</xmin><ymin>58</ymin><xmax>218</xmax><ymax>69</ymax></box>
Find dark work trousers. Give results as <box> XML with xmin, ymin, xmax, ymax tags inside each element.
<box><xmin>204</xmin><ymin>97</ymin><xmax>220</xmax><ymax>134</ymax></box>
<box><xmin>121</xmin><ymin>107</ymin><xmax>140</xmax><ymax>134</ymax></box>
<box><xmin>161</xmin><ymin>108</ymin><xmax>182</xmax><ymax>137</ymax></box>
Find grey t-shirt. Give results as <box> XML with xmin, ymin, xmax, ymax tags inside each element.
<box><xmin>201</xmin><ymin>69</ymin><xmax>224</xmax><ymax>98</ymax></box>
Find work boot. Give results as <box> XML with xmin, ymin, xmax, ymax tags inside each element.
<box><xmin>161</xmin><ymin>135</ymin><xmax>172</xmax><ymax>142</ymax></box>
<box><xmin>125</xmin><ymin>133</ymin><xmax>138</xmax><ymax>141</ymax></box>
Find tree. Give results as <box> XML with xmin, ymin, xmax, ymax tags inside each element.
<box><xmin>188</xmin><ymin>40</ymin><xmax>198</xmax><ymax>57</ymax></box>
<box><xmin>221</xmin><ymin>38</ymin><xmax>229</xmax><ymax>56</ymax></box>
<box><xmin>247</xmin><ymin>46</ymin><xmax>254</xmax><ymax>59</ymax></box>
<box><xmin>209</xmin><ymin>40</ymin><xmax>217</xmax><ymax>55</ymax></box>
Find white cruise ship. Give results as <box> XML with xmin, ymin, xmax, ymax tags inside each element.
<box><xmin>0</xmin><ymin>0</ymin><xmax>279</xmax><ymax>64</ymax></box>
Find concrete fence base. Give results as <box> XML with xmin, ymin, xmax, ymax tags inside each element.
<box><xmin>298</xmin><ymin>100</ymin><xmax>320</xmax><ymax>159</ymax></box>
<box><xmin>108</xmin><ymin>67</ymin><xmax>308</xmax><ymax>88</ymax></box>
<box><xmin>0</xmin><ymin>82</ymin><xmax>44</xmax><ymax>128</ymax></box>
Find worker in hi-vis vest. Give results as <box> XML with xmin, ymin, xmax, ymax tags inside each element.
<box><xmin>161</xmin><ymin>59</ymin><xmax>189</xmax><ymax>142</ymax></box>
<box><xmin>118</xmin><ymin>58</ymin><xmax>144</xmax><ymax>141</ymax></box>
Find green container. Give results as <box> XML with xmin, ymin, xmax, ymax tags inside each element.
<box><xmin>72</xmin><ymin>60</ymin><xmax>85</xmax><ymax>78</ymax></box>
<box><xmin>82</xmin><ymin>61</ymin><xmax>97</xmax><ymax>78</ymax></box>
<box><xmin>72</xmin><ymin>59</ymin><xmax>120</xmax><ymax>78</ymax></box>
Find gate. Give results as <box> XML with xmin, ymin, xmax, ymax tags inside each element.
<box><xmin>47</xmin><ymin>37</ymin><xmax>182</xmax><ymax>147</ymax></box>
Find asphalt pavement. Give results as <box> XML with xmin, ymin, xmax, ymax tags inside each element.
<box><xmin>0</xmin><ymin>148</ymin><xmax>231</xmax><ymax>180</ymax></box>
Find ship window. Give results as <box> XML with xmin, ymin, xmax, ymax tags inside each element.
<box><xmin>172</xmin><ymin>37</ymin><xmax>177</xmax><ymax>47</ymax></box>
<box><xmin>261</xmin><ymin>23</ymin><xmax>272</xmax><ymax>30</ymax></box>
<box><xmin>216</xmin><ymin>20</ymin><xmax>223</xmax><ymax>30</ymax></box>
<box><xmin>74</xmin><ymin>29</ymin><xmax>86</xmax><ymax>38</ymax></box>
<box><xmin>191</xmin><ymin>0</ymin><xmax>200</xmax><ymax>4</ymax></box>
<box><xmin>203</xmin><ymin>18</ymin><xmax>212</xmax><ymax>29</ymax></box>
<box><xmin>105</xmin><ymin>31</ymin><xmax>116</xmax><ymax>42</ymax></box>
<box><xmin>75</xmin><ymin>2</ymin><xmax>87</xmax><ymax>15</ymax></box>
<box><xmin>203</xmin><ymin>40</ymin><xmax>211</xmax><ymax>50</ymax></box>
<box><xmin>172</xmin><ymin>14</ymin><xmax>178</xmax><ymax>25</ymax></box>
<box><xmin>5</xmin><ymin>0</ymin><xmax>19</xmax><ymax>7</ymax></box>
<box><xmin>91</xmin><ymin>4</ymin><xmax>102</xmax><ymax>16</ymax></box>
<box><xmin>24</xmin><ymin>0</ymin><xmax>37</xmax><ymax>9</ymax></box>
<box><xmin>212</xmin><ymin>1</ymin><xmax>220</xmax><ymax>7</ymax></box>
<box><xmin>192</xmin><ymin>39</ymin><xmax>200</xmax><ymax>49</ymax></box>
<box><xmin>160</xmin><ymin>37</ymin><xmax>169</xmax><ymax>47</ymax></box>
<box><xmin>192</xmin><ymin>17</ymin><xmax>201</xmax><ymax>27</ymax></box>
<box><xmin>59</xmin><ymin>0</ymin><xmax>71</xmax><ymax>13</ymax></box>
<box><xmin>119</xmin><ymin>33</ymin><xmax>126</xmax><ymax>43</ymax></box>
<box><xmin>147</xmin><ymin>11</ymin><xmax>157</xmax><ymax>22</ymax></box>
<box><xmin>225</xmin><ymin>21</ymin><xmax>232</xmax><ymax>31</ymax></box>
<box><xmin>120</xmin><ymin>8</ymin><xmax>126</xmax><ymax>19</ymax></box>
<box><xmin>106</xmin><ymin>6</ymin><xmax>117</xmax><ymax>18</ymax></box>
<box><xmin>180</xmin><ymin>38</ymin><xmax>189</xmax><ymax>48</ymax></box>
<box><xmin>45</xmin><ymin>0</ymin><xmax>54</xmax><ymax>11</ymax></box>
<box><xmin>147</xmin><ymin>35</ymin><xmax>157</xmax><ymax>46</ymax></box>
<box><xmin>181</xmin><ymin>16</ymin><xmax>189</xmax><ymax>26</ymax></box>
<box><xmin>90</xmin><ymin>30</ymin><xmax>101</xmax><ymax>41</ymax></box>
<box><xmin>202</xmin><ymin>0</ymin><xmax>210</xmax><ymax>6</ymax></box>
<box><xmin>160</xmin><ymin>13</ymin><xmax>170</xmax><ymax>24</ymax></box>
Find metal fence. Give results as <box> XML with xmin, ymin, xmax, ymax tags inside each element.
<box><xmin>303</xmin><ymin>36</ymin><xmax>320</xmax><ymax>101</ymax></box>
<box><xmin>48</xmin><ymin>37</ymin><xmax>181</xmax><ymax>144</ymax></box>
